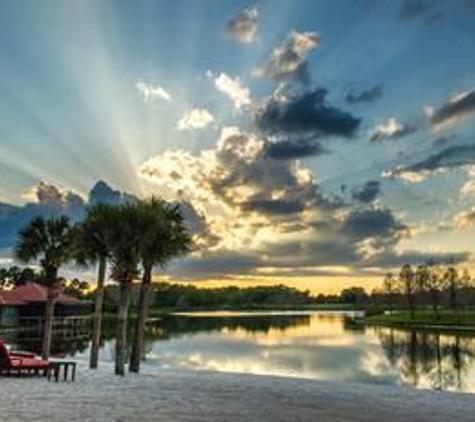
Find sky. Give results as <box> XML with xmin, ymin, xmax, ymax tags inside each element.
<box><xmin>1</xmin><ymin>0</ymin><xmax>475</xmax><ymax>294</ymax></box>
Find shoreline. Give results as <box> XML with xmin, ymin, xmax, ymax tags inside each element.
<box><xmin>364</xmin><ymin>319</ymin><xmax>475</xmax><ymax>333</ymax></box>
<box><xmin>1</xmin><ymin>362</ymin><xmax>475</xmax><ymax>421</ymax></box>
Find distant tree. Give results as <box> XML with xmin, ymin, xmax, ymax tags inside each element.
<box><xmin>399</xmin><ymin>264</ymin><xmax>415</xmax><ymax>319</ymax></box>
<box><xmin>64</xmin><ymin>278</ymin><xmax>91</xmax><ymax>298</ymax></box>
<box><xmin>443</xmin><ymin>266</ymin><xmax>460</xmax><ymax>313</ymax></box>
<box><xmin>15</xmin><ymin>216</ymin><xmax>74</xmax><ymax>359</ymax></box>
<box><xmin>0</xmin><ymin>266</ymin><xmax>41</xmax><ymax>288</ymax></box>
<box><xmin>382</xmin><ymin>272</ymin><xmax>398</xmax><ymax>312</ymax></box>
<box><xmin>340</xmin><ymin>286</ymin><xmax>369</xmax><ymax>307</ymax></box>
<box><xmin>460</xmin><ymin>269</ymin><xmax>472</xmax><ymax>288</ymax></box>
<box><xmin>425</xmin><ymin>263</ymin><xmax>443</xmax><ymax>319</ymax></box>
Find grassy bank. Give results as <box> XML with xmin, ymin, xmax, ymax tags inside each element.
<box><xmin>366</xmin><ymin>310</ymin><xmax>475</xmax><ymax>330</ymax></box>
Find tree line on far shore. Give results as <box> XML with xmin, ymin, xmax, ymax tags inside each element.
<box><xmin>323</xmin><ymin>263</ymin><xmax>475</xmax><ymax>317</ymax></box>
<box><xmin>4</xmin><ymin>262</ymin><xmax>475</xmax><ymax>321</ymax></box>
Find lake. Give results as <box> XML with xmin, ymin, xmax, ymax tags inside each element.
<box><xmin>3</xmin><ymin>311</ymin><xmax>475</xmax><ymax>393</ymax></box>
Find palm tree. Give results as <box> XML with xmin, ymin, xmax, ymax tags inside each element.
<box><xmin>15</xmin><ymin>216</ymin><xmax>74</xmax><ymax>359</ymax></box>
<box><xmin>107</xmin><ymin>203</ymin><xmax>142</xmax><ymax>376</ymax></box>
<box><xmin>129</xmin><ymin>198</ymin><xmax>192</xmax><ymax>373</ymax></box>
<box><xmin>74</xmin><ymin>203</ymin><xmax>115</xmax><ymax>369</ymax></box>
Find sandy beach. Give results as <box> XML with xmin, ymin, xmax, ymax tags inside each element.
<box><xmin>1</xmin><ymin>362</ymin><xmax>475</xmax><ymax>422</ymax></box>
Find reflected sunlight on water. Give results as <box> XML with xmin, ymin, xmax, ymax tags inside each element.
<box><xmin>3</xmin><ymin>311</ymin><xmax>475</xmax><ymax>393</ymax></box>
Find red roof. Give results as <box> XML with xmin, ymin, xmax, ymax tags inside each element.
<box><xmin>0</xmin><ymin>283</ymin><xmax>81</xmax><ymax>306</ymax></box>
<box><xmin>0</xmin><ymin>290</ymin><xmax>25</xmax><ymax>306</ymax></box>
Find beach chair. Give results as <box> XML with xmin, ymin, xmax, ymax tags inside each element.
<box><xmin>0</xmin><ymin>339</ymin><xmax>49</xmax><ymax>376</ymax></box>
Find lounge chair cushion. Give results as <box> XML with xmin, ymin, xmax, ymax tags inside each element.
<box><xmin>9</xmin><ymin>358</ymin><xmax>49</xmax><ymax>369</ymax></box>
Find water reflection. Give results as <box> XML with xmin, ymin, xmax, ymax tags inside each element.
<box><xmin>375</xmin><ymin>327</ymin><xmax>475</xmax><ymax>392</ymax></box>
<box><xmin>2</xmin><ymin>311</ymin><xmax>475</xmax><ymax>393</ymax></box>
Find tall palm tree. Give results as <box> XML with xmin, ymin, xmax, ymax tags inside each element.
<box><xmin>129</xmin><ymin>198</ymin><xmax>192</xmax><ymax>373</ymax></box>
<box><xmin>107</xmin><ymin>203</ymin><xmax>142</xmax><ymax>376</ymax></box>
<box><xmin>15</xmin><ymin>216</ymin><xmax>74</xmax><ymax>359</ymax></box>
<box><xmin>74</xmin><ymin>203</ymin><xmax>115</xmax><ymax>369</ymax></box>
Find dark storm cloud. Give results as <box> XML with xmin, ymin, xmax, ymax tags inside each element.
<box><xmin>429</xmin><ymin>89</ymin><xmax>475</xmax><ymax>128</ymax></box>
<box><xmin>394</xmin><ymin>144</ymin><xmax>475</xmax><ymax>176</ymax></box>
<box><xmin>398</xmin><ymin>0</ymin><xmax>442</xmax><ymax>22</ymax></box>
<box><xmin>264</xmin><ymin>139</ymin><xmax>326</xmax><ymax>160</ymax></box>
<box><xmin>346</xmin><ymin>85</ymin><xmax>383</xmax><ymax>104</ymax></box>
<box><xmin>224</xmin><ymin>6</ymin><xmax>258</xmax><ymax>44</ymax></box>
<box><xmin>0</xmin><ymin>181</ymin><xmax>86</xmax><ymax>249</ymax></box>
<box><xmin>370</xmin><ymin>249</ymin><xmax>471</xmax><ymax>267</ymax></box>
<box><xmin>89</xmin><ymin>180</ymin><xmax>125</xmax><ymax>205</ymax></box>
<box><xmin>240</xmin><ymin>198</ymin><xmax>306</xmax><ymax>215</ymax></box>
<box><xmin>342</xmin><ymin>208</ymin><xmax>407</xmax><ymax>240</ymax></box>
<box><xmin>169</xmin><ymin>251</ymin><xmax>262</xmax><ymax>279</ymax></box>
<box><xmin>351</xmin><ymin>180</ymin><xmax>381</xmax><ymax>204</ymax></box>
<box><xmin>255</xmin><ymin>88</ymin><xmax>361</xmax><ymax>139</ymax></box>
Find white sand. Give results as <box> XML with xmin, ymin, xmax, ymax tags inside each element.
<box><xmin>1</xmin><ymin>362</ymin><xmax>475</xmax><ymax>421</ymax></box>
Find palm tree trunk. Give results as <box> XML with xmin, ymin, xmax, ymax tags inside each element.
<box><xmin>41</xmin><ymin>293</ymin><xmax>55</xmax><ymax>360</ymax></box>
<box><xmin>115</xmin><ymin>281</ymin><xmax>132</xmax><ymax>376</ymax></box>
<box><xmin>90</xmin><ymin>258</ymin><xmax>107</xmax><ymax>369</ymax></box>
<box><xmin>130</xmin><ymin>267</ymin><xmax>152</xmax><ymax>373</ymax></box>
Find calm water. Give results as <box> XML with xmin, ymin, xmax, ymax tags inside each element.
<box><xmin>3</xmin><ymin>311</ymin><xmax>475</xmax><ymax>393</ymax></box>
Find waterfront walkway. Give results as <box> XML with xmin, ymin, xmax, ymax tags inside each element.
<box><xmin>1</xmin><ymin>363</ymin><xmax>474</xmax><ymax>421</ymax></box>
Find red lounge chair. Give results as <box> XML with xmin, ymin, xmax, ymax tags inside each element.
<box><xmin>0</xmin><ymin>339</ymin><xmax>49</xmax><ymax>376</ymax></box>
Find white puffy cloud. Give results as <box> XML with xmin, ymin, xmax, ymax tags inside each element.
<box><xmin>370</xmin><ymin>118</ymin><xmax>416</xmax><ymax>142</ymax></box>
<box><xmin>178</xmin><ymin>108</ymin><xmax>214</xmax><ymax>131</ymax></box>
<box><xmin>136</xmin><ymin>81</ymin><xmax>171</xmax><ymax>102</ymax></box>
<box><xmin>21</xmin><ymin>180</ymin><xmax>85</xmax><ymax>206</ymax></box>
<box><xmin>213</xmin><ymin>73</ymin><xmax>252</xmax><ymax>110</ymax></box>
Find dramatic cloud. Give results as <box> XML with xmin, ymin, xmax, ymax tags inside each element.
<box><xmin>255</xmin><ymin>88</ymin><xmax>361</xmax><ymax>139</ymax></box>
<box><xmin>178</xmin><ymin>108</ymin><xmax>214</xmax><ymax>131</ymax></box>
<box><xmin>427</xmin><ymin>88</ymin><xmax>475</xmax><ymax>129</ymax></box>
<box><xmin>213</xmin><ymin>73</ymin><xmax>251</xmax><ymax>110</ymax></box>
<box><xmin>0</xmin><ymin>180</ymin><xmax>208</xmax><ymax>258</ymax></box>
<box><xmin>370</xmin><ymin>118</ymin><xmax>416</xmax><ymax>142</ymax></box>
<box><xmin>136</xmin><ymin>81</ymin><xmax>171</xmax><ymax>102</ymax></box>
<box><xmin>342</xmin><ymin>208</ymin><xmax>406</xmax><ymax>240</ymax></box>
<box><xmin>351</xmin><ymin>181</ymin><xmax>381</xmax><ymax>204</ymax></box>
<box><xmin>139</xmin><ymin>126</ymin><xmax>324</xmax><ymax>251</ymax></box>
<box><xmin>138</xmin><ymin>126</ymin><xmax>418</xmax><ymax>278</ymax></box>
<box><xmin>257</xmin><ymin>30</ymin><xmax>321</xmax><ymax>85</ymax></box>
<box><xmin>385</xmin><ymin>144</ymin><xmax>475</xmax><ymax>182</ymax></box>
<box><xmin>225</xmin><ymin>6</ymin><xmax>258</xmax><ymax>44</ymax></box>
<box><xmin>0</xmin><ymin>181</ymin><xmax>120</xmax><ymax>249</ymax></box>
<box><xmin>346</xmin><ymin>85</ymin><xmax>383</xmax><ymax>104</ymax></box>
<box><xmin>264</xmin><ymin>139</ymin><xmax>326</xmax><ymax>160</ymax></box>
